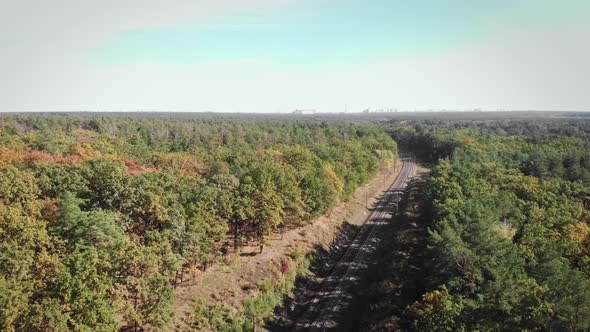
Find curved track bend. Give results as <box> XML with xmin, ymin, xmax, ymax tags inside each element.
<box><xmin>291</xmin><ymin>158</ymin><xmax>415</xmax><ymax>331</ymax></box>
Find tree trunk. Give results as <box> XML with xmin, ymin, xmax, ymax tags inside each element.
<box><xmin>133</xmin><ymin>292</ymin><xmax>139</xmax><ymax>332</ymax></box>
<box><xmin>234</xmin><ymin>220</ymin><xmax>239</xmax><ymax>251</ymax></box>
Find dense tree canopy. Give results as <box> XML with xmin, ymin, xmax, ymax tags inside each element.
<box><xmin>364</xmin><ymin>120</ymin><xmax>590</xmax><ymax>331</ymax></box>
<box><xmin>0</xmin><ymin>114</ymin><xmax>397</xmax><ymax>330</ymax></box>
<box><xmin>9</xmin><ymin>113</ymin><xmax>590</xmax><ymax>331</ymax></box>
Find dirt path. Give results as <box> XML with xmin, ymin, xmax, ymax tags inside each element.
<box><xmin>169</xmin><ymin>161</ymin><xmax>402</xmax><ymax>331</ymax></box>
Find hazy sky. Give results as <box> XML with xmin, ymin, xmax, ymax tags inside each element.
<box><xmin>2</xmin><ymin>0</ymin><xmax>589</xmax><ymax>112</ymax></box>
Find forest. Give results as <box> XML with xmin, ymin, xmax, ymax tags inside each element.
<box><xmin>0</xmin><ymin>114</ymin><xmax>396</xmax><ymax>331</ymax></box>
<box><xmin>2</xmin><ymin>113</ymin><xmax>590</xmax><ymax>331</ymax></box>
<box><xmin>362</xmin><ymin>118</ymin><xmax>590</xmax><ymax>331</ymax></box>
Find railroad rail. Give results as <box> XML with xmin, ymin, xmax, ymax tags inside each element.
<box><xmin>291</xmin><ymin>158</ymin><xmax>415</xmax><ymax>331</ymax></box>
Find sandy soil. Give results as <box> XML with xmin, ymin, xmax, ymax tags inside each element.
<box><xmin>169</xmin><ymin>161</ymin><xmax>403</xmax><ymax>331</ymax></box>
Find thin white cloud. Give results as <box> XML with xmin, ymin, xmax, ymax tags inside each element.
<box><xmin>0</xmin><ymin>0</ymin><xmax>293</xmax><ymax>53</ymax></box>
<box><xmin>1</xmin><ymin>1</ymin><xmax>589</xmax><ymax>112</ymax></box>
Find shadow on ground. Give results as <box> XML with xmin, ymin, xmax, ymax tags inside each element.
<box><xmin>267</xmin><ymin>222</ymin><xmax>361</xmax><ymax>331</ymax></box>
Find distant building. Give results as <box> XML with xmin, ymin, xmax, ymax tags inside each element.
<box><xmin>292</xmin><ymin>109</ymin><xmax>317</xmax><ymax>115</ymax></box>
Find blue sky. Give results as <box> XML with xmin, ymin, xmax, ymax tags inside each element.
<box><xmin>98</xmin><ymin>1</ymin><xmax>489</xmax><ymax>66</ymax></box>
<box><xmin>97</xmin><ymin>0</ymin><xmax>585</xmax><ymax>66</ymax></box>
<box><xmin>2</xmin><ymin>0</ymin><xmax>589</xmax><ymax>112</ymax></box>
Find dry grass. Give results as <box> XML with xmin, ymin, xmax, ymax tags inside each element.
<box><xmin>168</xmin><ymin>161</ymin><xmax>404</xmax><ymax>331</ymax></box>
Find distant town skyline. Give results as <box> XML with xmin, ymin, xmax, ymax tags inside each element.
<box><xmin>2</xmin><ymin>0</ymin><xmax>589</xmax><ymax>112</ymax></box>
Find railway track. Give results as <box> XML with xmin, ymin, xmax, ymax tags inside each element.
<box><xmin>291</xmin><ymin>158</ymin><xmax>415</xmax><ymax>331</ymax></box>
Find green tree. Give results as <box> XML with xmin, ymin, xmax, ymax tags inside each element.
<box><xmin>53</xmin><ymin>192</ymin><xmax>124</xmax><ymax>252</ymax></box>
<box><xmin>49</xmin><ymin>248</ymin><xmax>119</xmax><ymax>331</ymax></box>
<box><xmin>115</xmin><ymin>238</ymin><xmax>175</xmax><ymax>331</ymax></box>
<box><xmin>0</xmin><ymin>166</ymin><xmax>56</xmax><ymax>331</ymax></box>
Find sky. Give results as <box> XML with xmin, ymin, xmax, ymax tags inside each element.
<box><xmin>1</xmin><ymin>0</ymin><xmax>589</xmax><ymax>113</ymax></box>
